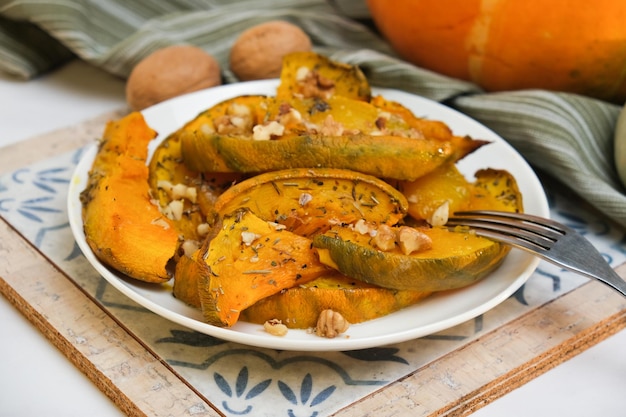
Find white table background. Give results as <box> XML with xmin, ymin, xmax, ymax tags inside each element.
<box><xmin>0</xmin><ymin>60</ymin><xmax>624</xmax><ymax>417</ymax></box>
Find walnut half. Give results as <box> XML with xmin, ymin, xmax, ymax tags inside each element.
<box><xmin>315</xmin><ymin>309</ymin><xmax>350</xmax><ymax>338</ymax></box>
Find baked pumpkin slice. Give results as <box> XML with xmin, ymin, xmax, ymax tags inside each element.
<box><xmin>180</xmin><ymin>52</ymin><xmax>488</xmax><ymax>181</ymax></box>
<box><xmin>181</xmin><ymin>128</ymin><xmax>460</xmax><ymax>181</ymax></box>
<box><xmin>314</xmin><ymin>224</ymin><xmax>508</xmax><ymax>292</ymax></box>
<box><xmin>80</xmin><ymin>112</ymin><xmax>179</xmax><ymax>283</ymax></box>
<box><xmin>214</xmin><ymin>167</ymin><xmax>409</xmax><ymax>237</ymax></box>
<box><xmin>240</xmin><ymin>272</ymin><xmax>432</xmax><ymax>329</ymax></box>
<box><xmin>313</xmin><ymin>168</ymin><xmax>523</xmax><ymax>292</ymax></box>
<box><xmin>276</xmin><ymin>51</ymin><xmax>371</xmax><ymax>102</ymax></box>
<box><xmin>178</xmin><ymin>95</ymin><xmax>464</xmax><ymax>181</ymax></box>
<box><xmin>399</xmin><ymin>163</ymin><xmax>524</xmax><ymax>224</ymax></box>
<box><xmin>192</xmin><ymin>208</ymin><xmax>332</xmax><ymax>327</ymax></box>
<box><xmin>397</xmin><ymin>161</ymin><xmax>477</xmax><ymax>225</ymax></box>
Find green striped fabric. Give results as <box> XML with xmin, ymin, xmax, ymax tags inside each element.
<box><xmin>1</xmin><ymin>0</ymin><xmax>624</xmax><ymax>227</ymax></box>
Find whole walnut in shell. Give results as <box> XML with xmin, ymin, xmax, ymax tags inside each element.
<box><xmin>126</xmin><ymin>45</ymin><xmax>221</xmax><ymax>111</ymax></box>
<box><xmin>229</xmin><ymin>20</ymin><xmax>312</xmax><ymax>81</ymax></box>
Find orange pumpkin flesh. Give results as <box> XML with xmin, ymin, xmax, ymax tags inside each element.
<box><xmin>196</xmin><ymin>209</ymin><xmax>331</xmax><ymax>327</ymax></box>
<box><xmin>240</xmin><ymin>273</ymin><xmax>432</xmax><ymax>329</ymax></box>
<box><xmin>83</xmin><ymin>52</ymin><xmax>527</xmax><ymax>331</ymax></box>
<box><xmin>81</xmin><ymin>112</ymin><xmax>179</xmax><ymax>283</ymax></box>
<box><xmin>367</xmin><ymin>0</ymin><xmax>626</xmax><ymax>103</ymax></box>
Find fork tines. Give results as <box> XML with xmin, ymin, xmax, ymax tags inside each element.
<box><xmin>447</xmin><ymin>210</ymin><xmax>566</xmax><ymax>252</ymax></box>
<box><xmin>447</xmin><ymin>211</ymin><xmax>626</xmax><ymax>298</ymax></box>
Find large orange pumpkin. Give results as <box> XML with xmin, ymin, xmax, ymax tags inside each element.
<box><xmin>367</xmin><ymin>0</ymin><xmax>626</xmax><ymax>103</ymax></box>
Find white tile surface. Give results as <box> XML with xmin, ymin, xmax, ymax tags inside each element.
<box><xmin>0</xmin><ymin>60</ymin><xmax>127</xmax><ymax>147</ymax></box>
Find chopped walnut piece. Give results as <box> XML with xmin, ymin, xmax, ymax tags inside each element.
<box><xmin>252</xmin><ymin>120</ymin><xmax>285</xmax><ymax>140</ymax></box>
<box><xmin>397</xmin><ymin>226</ymin><xmax>432</xmax><ymax>255</ymax></box>
<box><xmin>298</xmin><ymin>192</ymin><xmax>313</xmax><ymax>206</ymax></box>
<box><xmin>429</xmin><ymin>201</ymin><xmax>450</xmax><ymax>226</ymax></box>
<box><xmin>298</xmin><ymin>69</ymin><xmax>336</xmax><ymax>99</ymax></box>
<box><xmin>162</xmin><ymin>199</ymin><xmax>184</xmax><ymax>221</ymax></box>
<box><xmin>351</xmin><ymin>219</ymin><xmax>380</xmax><ymax>237</ymax></box>
<box><xmin>181</xmin><ymin>239</ymin><xmax>201</xmax><ymax>257</ymax></box>
<box><xmin>353</xmin><ymin>218</ymin><xmax>371</xmax><ymax>235</ymax></box>
<box><xmin>375</xmin><ymin>116</ymin><xmax>387</xmax><ymax>131</ymax></box>
<box><xmin>373</xmin><ymin>223</ymin><xmax>396</xmax><ymax>251</ymax></box>
<box><xmin>214</xmin><ymin>103</ymin><xmax>254</xmax><ymax>135</ymax></box>
<box><xmin>295</xmin><ymin>66</ymin><xmax>310</xmax><ymax>81</ymax></box>
<box><xmin>199</xmin><ymin>123</ymin><xmax>215</xmax><ymax>135</ymax></box>
<box><xmin>196</xmin><ymin>222</ymin><xmax>211</xmax><ymax>237</ymax></box>
<box><xmin>264</xmin><ymin>319</ymin><xmax>288</xmax><ymax>337</ymax></box>
<box><xmin>277</xmin><ymin>103</ymin><xmax>302</xmax><ymax>126</ymax></box>
<box><xmin>315</xmin><ymin>309</ymin><xmax>349</xmax><ymax>338</ymax></box>
<box><xmin>267</xmin><ymin>221</ymin><xmax>287</xmax><ymax>230</ymax></box>
<box><xmin>241</xmin><ymin>231</ymin><xmax>262</xmax><ymax>246</ymax></box>
<box><xmin>320</xmin><ymin>114</ymin><xmax>344</xmax><ymax>136</ymax></box>
<box><xmin>230</xmin><ymin>102</ymin><xmax>251</xmax><ymax>118</ymax></box>
<box><xmin>315</xmin><ymin>73</ymin><xmax>335</xmax><ymax>90</ymax></box>
<box><xmin>156</xmin><ymin>180</ymin><xmax>197</xmax><ymax>203</ymax></box>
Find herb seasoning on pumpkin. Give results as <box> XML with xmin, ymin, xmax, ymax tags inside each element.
<box><xmin>83</xmin><ymin>51</ymin><xmax>524</xmax><ymax>334</ymax></box>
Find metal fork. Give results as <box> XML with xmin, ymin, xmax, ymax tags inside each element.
<box><xmin>447</xmin><ymin>210</ymin><xmax>626</xmax><ymax>297</ymax></box>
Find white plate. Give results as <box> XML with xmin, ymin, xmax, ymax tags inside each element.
<box><xmin>68</xmin><ymin>80</ymin><xmax>549</xmax><ymax>351</ymax></box>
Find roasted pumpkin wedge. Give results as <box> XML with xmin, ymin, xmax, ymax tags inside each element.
<box><xmin>400</xmin><ymin>164</ymin><xmax>524</xmax><ymax>224</ymax></box>
<box><xmin>180</xmin><ymin>52</ymin><xmax>488</xmax><ymax>181</ymax></box>
<box><xmin>240</xmin><ymin>272</ymin><xmax>431</xmax><ymax>329</ymax></box>
<box><xmin>276</xmin><ymin>51</ymin><xmax>371</xmax><ymax>101</ymax></box>
<box><xmin>313</xmin><ymin>169</ymin><xmax>523</xmax><ymax>292</ymax></box>
<box><xmin>181</xmin><ymin>128</ymin><xmax>457</xmax><ymax>181</ymax></box>
<box><xmin>172</xmin><ymin>247</ymin><xmax>204</xmax><ymax>308</ymax></box>
<box><xmin>196</xmin><ymin>208</ymin><xmax>331</xmax><ymax>327</ymax></box>
<box><xmin>314</xmin><ymin>225</ymin><xmax>508</xmax><ymax>292</ymax></box>
<box><xmin>369</xmin><ymin>95</ymin><xmax>489</xmax><ymax>161</ymax></box>
<box><xmin>81</xmin><ymin>112</ymin><xmax>178</xmax><ymax>283</ymax></box>
<box><xmin>369</xmin><ymin>95</ymin><xmax>455</xmax><ymax>141</ymax></box>
<box><xmin>466</xmin><ymin>168</ymin><xmax>524</xmax><ymax>212</ymax></box>
<box><xmin>399</xmin><ymin>162</ymin><xmax>472</xmax><ymax>224</ymax></box>
<box><xmin>214</xmin><ymin>168</ymin><xmax>408</xmax><ymax>237</ymax></box>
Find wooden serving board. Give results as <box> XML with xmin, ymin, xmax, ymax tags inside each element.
<box><xmin>1</xmin><ymin>111</ymin><xmax>625</xmax><ymax>417</ymax></box>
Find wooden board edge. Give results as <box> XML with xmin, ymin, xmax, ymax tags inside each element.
<box><xmin>0</xmin><ymin>276</ymin><xmax>145</xmax><ymax>417</ymax></box>
<box><xmin>332</xmin><ymin>264</ymin><xmax>626</xmax><ymax>417</ymax></box>
<box><xmin>0</xmin><ymin>218</ymin><xmax>223</xmax><ymax>417</ymax></box>
<box><xmin>447</xmin><ymin>302</ymin><xmax>626</xmax><ymax>416</ymax></box>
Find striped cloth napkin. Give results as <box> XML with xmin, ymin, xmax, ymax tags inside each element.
<box><xmin>2</xmin><ymin>0</ymin><xmax>625</xmax><ymax>228</ymax></box>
